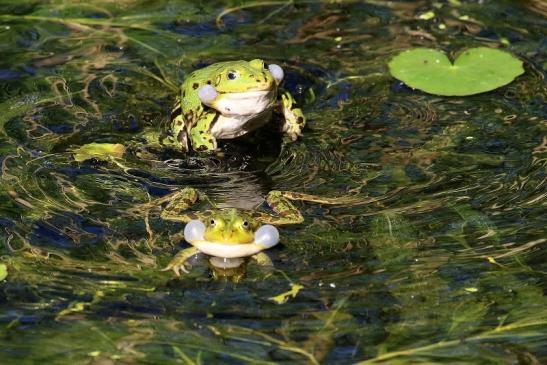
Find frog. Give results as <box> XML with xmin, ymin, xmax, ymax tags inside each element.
<box><xmin>149</xmin><ymin>187</ymin><xmax>367</xmax><ymax>276</ymax></box>
<box><xmin>165</xmin><ymin>59</ymin><xmax>306</xmax><ymax>152</ymax></box>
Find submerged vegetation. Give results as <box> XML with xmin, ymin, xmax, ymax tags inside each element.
<box><xmin>0</xmin><ymin>0</ymin><xmax>546</xmax><ymax>364</ymax></box>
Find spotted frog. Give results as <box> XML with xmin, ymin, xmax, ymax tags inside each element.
<box><xmin>150</xmin><ymin>187</ymin><xmax>364</xmax><ymax>276</ymax></box>
<box><xmin>166</xmin><ymin>59</ymin><xmax>306</xmax><ymax>152</ymax></box>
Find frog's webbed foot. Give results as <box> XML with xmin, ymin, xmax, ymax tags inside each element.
<box><xmin>279</xmin><ymin>91</ymin><xmax>306</xmax><ymax>141</ymax></box>
<box><xmin>189</xmin><ymin>111</ymin><xmax>218</xmax><ymax>152</ymax></box>
<box><xmin>162</xmin><ymin>247</ymin><xmax>201</xmax><ymax>276</ymax></box>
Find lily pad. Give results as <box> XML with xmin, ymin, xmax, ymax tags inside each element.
<box><xmin>388</xmin><ymin>47</ymin><xmax>524</xmax><ymax>96</ymax></box>
<box><xmin>73</xmin><ymin>143</ymin><xmax>126</xmax><ymax>162</ymax></box>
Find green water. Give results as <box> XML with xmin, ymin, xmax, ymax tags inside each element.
<box><xmin>0</xmin><ymin>1</ymin><xmax>546</xmax><ymax>364</ymax></box>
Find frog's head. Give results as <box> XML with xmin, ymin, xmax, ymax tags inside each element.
<box><xmin>198</xmin><ymin>59</ymin><xmax>285</xmax><ymax>116</ymax></box>
<box><xmin>214</xmin><ymin>59</ymin><xmax>283</xmax><ymax>92</ymax></box>
<box><xmin>183</xmin><ymin>208</ymin><xmax>280</xmax><ymax>258</ymax></box>
<box><xmin>203</xmin><ymin>209</ymin><xmax>259</xmax><ymax>244</ymax></box>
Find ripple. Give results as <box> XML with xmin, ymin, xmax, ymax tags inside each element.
<box><xmin>265</xmin><ymin>142</ymin><xmax>366</xmax><ymax>190</ymax></box>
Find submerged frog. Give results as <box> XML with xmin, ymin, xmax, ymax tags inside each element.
<box><xmin>166</xmin><ymin>59</ymin><xmax>306</xmax><ymax>152</ymax></box>
<box><xmin>152</xmin><ymin>187</ymin><xmax>364</xmax><ymax>276</ymax></box>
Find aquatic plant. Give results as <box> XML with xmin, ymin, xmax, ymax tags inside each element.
<box><xmin>389</xmin><ymin>47</ymin><xmax>524</xmax><ymax>96</ymax></box>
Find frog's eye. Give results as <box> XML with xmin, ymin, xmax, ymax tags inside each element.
<box><xmin>263</xmin><ymin>62</ymin><xmax>269</xmax><ymax>70</ymax></box>
<box><xmin>209</xmin><ymin>219</ymin><xmax>216</xmax><ymax>226</ymax></box>
<box><xmin>241</xmin><ymin>221</ymin><xmax>249</xmax><ymax>230</ymax></box>
<box><xmin>227</xmin><ymin>71</ymin><xmax>238</xmax><ymax>80</ymax></box>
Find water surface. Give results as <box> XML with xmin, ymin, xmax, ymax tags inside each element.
<box><xmin>0</xmin><ymin>1</ymin><xmax>546</xmax><ymax>364</ymax></box>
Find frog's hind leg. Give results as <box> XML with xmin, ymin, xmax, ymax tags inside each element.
<box><xmin>258</xmin><ymin>190</ymin><xmax>383</xmax><ymax>225</ymax></box>
<box><xmin>160</xmin><ymin>187</ymin><xmax>214</xmax><ymax>223</ymax></box>
<box><xmin>273</xmin><ymin>191</ymin><xmax>398</xmax><ymax>207</ymax></box>
<box><xmin>279</xmin><ymin>90</ymin><xmax>306</xmax><ymax>141</ymax></box>
<box><xmin>254</xmin><ymin>190</ymin><xmax>305</xmax><ymax>225</ymax></box>
<box><xmin>189</xmin><ymin>111</ymin><xmax>218</xmax><ymax>152</ymax></box>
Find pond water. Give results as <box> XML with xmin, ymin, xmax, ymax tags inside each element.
<box><xmin>0</xmin><ymin>1</ymin><xmax>546</xmax><ymax>364</ymax></box>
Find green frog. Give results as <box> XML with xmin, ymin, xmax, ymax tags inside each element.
<box><xmin>166</xmin><ymin>59</ymin><xmax>306</xmax><ymax>152</ymax></box>
<box><xmin>151</xmin><ymin>188</ymin><xmax>364</xmax><ymax>276</ymax></box>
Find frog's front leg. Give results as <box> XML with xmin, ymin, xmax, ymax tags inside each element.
<box><xmin>169</xmin><ymin>101</ymin><xmax>190</xmax><ymax>152</ymax></box>
<box><xmin>279</xmin><ymin>91</ymin><xmax>306</xmax><ymax>141</ymax></box>
<box><xmin>252</xmin><ymin>252</ymin><xmax>274</xmax><ymax>268</ymax></box>
<box><xmin>162</xmin><ymin>246</ymin><xmax>201</xmax><ymax>276</ymax></box>
<box><xmin>251</xmin><ymin>252</ymin><xmax>274</xmax><ymax>279</ymax></box>
<box><xmin>189</xmin><ymin>111</ymin><xmax>218</xmax><ymax>152</ymax></box>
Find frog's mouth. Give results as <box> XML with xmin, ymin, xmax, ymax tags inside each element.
<box><xmin>200</xmin><ymin>86</ymin><xmax>276</xmax><ymax>116</ymax></box>
<box><xmin>183</xmin><ymin>220</ymin><xmax>280</xmax><ymax>258</ymax></box>
<box><xmin>215</xmin><ymin>89</ymin><xmax>276</xmax><ymax>116</ymax></box>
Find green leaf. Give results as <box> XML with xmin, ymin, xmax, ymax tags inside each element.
<box><xmin>72</xmin><ymin>143</ymin><xmax>126</xmax><ymax>162</ymax></box>
<box><xmin>418</xmin><ymin>11</ymin><xmax>435</xmax><ymax>20</ymax></box>
<box><xmin>269</xmin><ymin>283</ymin><xmax>304</xmax><ymax>304</ymax></box>
<box><xmin>388</xmin><ymin>47</ymin><xmax>524</xmax><ymax>96</ymax></box>
<box><xmin>0</xmin><ymin>263</ymin><xmax>7</xmax><ymax>281</ymax></box>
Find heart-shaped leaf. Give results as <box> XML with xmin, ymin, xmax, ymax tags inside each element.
<box><xmin>389</xmin><ymin>47</ymin><xmax>524</xmax><ymax>96</ymax></box>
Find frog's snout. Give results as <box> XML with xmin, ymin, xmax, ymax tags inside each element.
<box><xmin>221</xmin><ymin>228</ymin><xmax>234</xmax><ymax>241</ymax></box>
<box><xmin>268</xmin><ymin>64</ymin><xmax>284</xmax><ymax>85</ymax></box>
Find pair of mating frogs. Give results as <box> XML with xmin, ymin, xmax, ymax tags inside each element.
<box><xmin>154</xmin><ymin>59</ymin><xmax>311</xmax><ymax>276</ymax></box>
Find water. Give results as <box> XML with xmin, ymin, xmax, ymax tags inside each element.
<box><xmin>0</xmin><ymin>1</ymin><xmax>546</xmax><ymax>364</ymax></box>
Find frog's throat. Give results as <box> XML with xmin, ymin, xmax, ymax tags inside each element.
<box><xmin>187</xmin><ymin>240</ymin><xmax>271</xmax><ymax>258</ymax></box>
<box><xmin>211</xmin><ymin>110</ymin><xmax>272</xmax><ymax>139</ymax></box>
<box><xmin>209</xmin><ymin>89</ymin><xmax>275</xmax><ymax>116</ymax></box>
